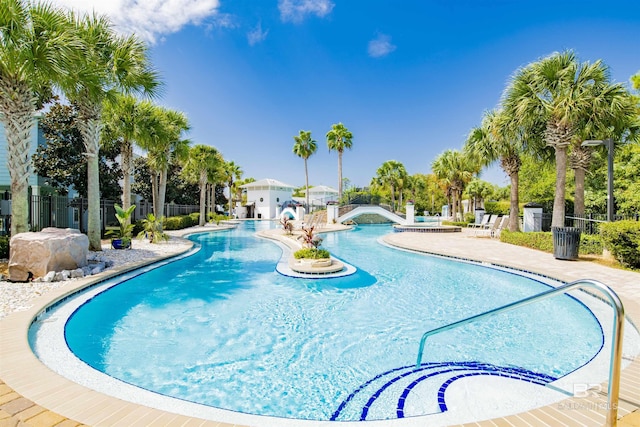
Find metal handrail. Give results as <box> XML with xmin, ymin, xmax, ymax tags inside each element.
<box><xmin>415</xmin><ymin>279</ymin><xmax>625</xmax><ymax>427</ymax></box>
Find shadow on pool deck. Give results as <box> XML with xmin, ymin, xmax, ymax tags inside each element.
<box><xmin>1</xmin><ymin>226</ymin><xmax>639</xmax><ymax>427</ymax></box>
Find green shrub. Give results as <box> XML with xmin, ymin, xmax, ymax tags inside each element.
<box><xmin>163</xmin><ymin>216</ymin><xmax>184</xmax><ymax>230</ymax></box>
<box><xmin>500</xmin><ymin>230</ymin><xmax>553</xmax><ymax>252</ymax></box>
<box><xmin>463</xmin><ymin>212</ymin><xmax>476</xmax><ymax>223</ymax></box>
<box><xmin>293</xmin><ymin>247</ymin><xmax>330</xmax><ymax>259</ymax></box>
<box><xmin>501</xmin><ymin>230</ymin><xmax>604</xmax><ymax>256</ymax></box>
<box><xmin>600</xmin><ymin>220</ymin><xmax>640</xmax><ymax>269</ymax></box>
<box><xmin>580</xmin><ymin>233</ymin><xmax>603</xmax><ymax>255</ymax></box>
<box><xmin>211</xmin><ymin>213</ymin><xmax>228</xmax><ymax>225</ymax></box>
<box><xmin>0</xmin><ymin>236</ymin><xmax>9</xmax><ymax>259</ymax></box>
<box><xmin>484</xmin><ymin>201</ymin><xmax>510</xmax><ymax>215</ymax></box>
<box><xmin>189</xmin><ymin>212</ymin><xmax>200</xmax><ymax>224</ymax></box>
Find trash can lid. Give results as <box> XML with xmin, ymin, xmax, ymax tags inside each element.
<box><xmin>524</xmin><ymin>202</ymin><xmax>543</xmax><ymax>208</ymax></box>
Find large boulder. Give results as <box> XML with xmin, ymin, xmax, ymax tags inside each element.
<box><xmin>9</xmin><ymin>228</ymin><xmax>89</xmax><ymax>282</ymax></box>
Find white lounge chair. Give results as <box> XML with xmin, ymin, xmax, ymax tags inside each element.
<box><xmin>492</xmin><ymin>215</ymin><xmax>510</xmax><ymax>238</ymax></box>
<box><xmin>475</xmin><ymin>215</ymin><xmax>502</xmax><ymax>237</ymax></box>
<box><xmin>474</xmin><ymin>215</ymin><xmax>498</xmax><ymax>236</ymax></box>
<box><xmin>467</xmin><ymin>214</ymin><xmax>492</xmax><ymax>229</ymax></box>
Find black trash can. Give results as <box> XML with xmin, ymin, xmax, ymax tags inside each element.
<box><xmin>552</xmin><ymin>227</ymin><xmax>581</xmax><ymax>260</ymax></box>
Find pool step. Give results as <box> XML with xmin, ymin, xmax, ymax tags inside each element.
<box><xmin>331</xmin><ymin>361</ymin><xmax>557</xmax><ymax>421</ymax></box>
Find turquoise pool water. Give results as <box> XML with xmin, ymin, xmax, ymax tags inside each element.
<box><xmin>42</xmin><ymin>222</ymin><xmax>604</xmax><ymax>421</ymax></box>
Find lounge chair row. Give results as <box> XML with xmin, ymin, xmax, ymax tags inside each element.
<box><xmin>467</xmin><ymin>214</ymin><xmax>509</xmax><ymax>238</ymax></box>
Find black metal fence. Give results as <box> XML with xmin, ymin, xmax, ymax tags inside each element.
<box><xmin>0</xmin><ymin>195</ymin><xmax>200</xmax><ymax>236</ymax></box>
<box><xmin>539</xmin><ymin>212</ymin><xmax>640</xmax><ymax>234</ymax></box>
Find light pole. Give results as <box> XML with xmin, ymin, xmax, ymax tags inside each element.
<box><xmin>581</xmin><ymin>138</ymin><xmax>614</xmax><ymax>222</ymax></box>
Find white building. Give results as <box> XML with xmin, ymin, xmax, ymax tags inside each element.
<box><xmin>239</xmin><ymin>178</ymin><xmax>295</xmax><ymax>219</ymax></box>
<box><xmin>298</xmin><ymin>185</ymin><xmax>339</xmax><ymax>209</ymax></box>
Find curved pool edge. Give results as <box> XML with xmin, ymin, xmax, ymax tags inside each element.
<box><xmin>2</xmin><ymin>225</ymin><xmax>640</xmax><ymax>427</ymax></box>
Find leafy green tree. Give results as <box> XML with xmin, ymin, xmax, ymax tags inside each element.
<box><xmin>33</xmin><ymin>102</ymin><xmax>122</xmax><ymax>199</ymax></box>
<box><xmin>132</xmin><ymin>157</ymin><xmax>199</xmax><ymax>205</ymax></box>
<box><xmin>613</xmin><ymin>142</ymin><xmax>640</xmax><ymax>216</ymax></box>
<box><xmin>518</xmin><ymin>152</ymin><xmax>565</xmax><ymax>211</ymax></box>
<box><xmin>292</xmin><ymin>130</ymin><xmax>317</xmax><ymax>209</ymax></box>
<box><xmin>183</xmin><ymin>145</ymin><xmax>224</xmax><ymax>226</ymax></box>
<box><xmin>0</xmin><ymin>0</ymin><xmax>74</xmax><ymax>235</ymax></box>
<box><xmin>326</xmin><ymin>123</ymin><xmax>353</xmax><ymax>201</ymax></box>
<box><xmin>62</xmin><ymin>12</ymin><xmax>160</xmax><ymax>250</ymax></box>
<box><xmin>503</xmin><ymin>50</ymin><xmax>622</xmax><ymax>228</ymax></box>
<box><xmin>371</xmin><ymin>160</ymin><xmax>407</xmax><ymax>212</ymax></box>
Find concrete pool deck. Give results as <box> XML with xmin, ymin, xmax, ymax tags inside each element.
<box><xmin>1</xmin><ymin>225</ymin><xmax>639</xmax><ymax>426</ymax></box>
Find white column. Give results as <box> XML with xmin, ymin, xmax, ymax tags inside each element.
<box><xmin>327</xmin><ymin>204</ymin><xmax>339</xmax><ymax>224</ymax></box>
<box><xmin>405</xmin><ymin>204</ymin><xmax>415</xmax><ymax>224</ymax></box>
<box><xmin>296</xmin><ymin>205</ymin><xmax>306</xmax><ymax>221</ymax></box>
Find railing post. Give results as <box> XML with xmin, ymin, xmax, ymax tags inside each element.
<box><xmin>415</xmin><ymin>279</ymin><xmax>624</xmax><ymax>427</ymax></box>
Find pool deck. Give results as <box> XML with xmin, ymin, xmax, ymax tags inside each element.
<box><xmin>1</xmin><ymin>225</ymin><xmax>639</xmax><ymax>426</ymax></box>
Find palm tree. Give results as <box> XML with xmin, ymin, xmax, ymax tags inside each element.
<box><xmin>502</xmin><ymin>50</ymin><xmax>619</xmax><ymax>228</ymax></box>
<box><xmin>326</xmin><ymin>123</ymin><xmax>353</xmax><ymax>201</ymax></box>
<box><xmin>63</xmin><ymin>12</ymin><xmax>160</xmax><ymax>250</ymax></box>
<box><xmin>432</xmin><ymin>150</ymin><xmax>475</xmax><ymax>221</ymax></box>
<box><xmin>569</xmin><ymin>85</ymin><xmax>638</xmax><ymax>217</ymax></box>
<box><xmin>0</xmin><ymin>0</ymin><xmax>73</xmax><ymax>236</ymax></box>
<box><xmin>372</xmin><ymin>160</ymin><xmax>407</xmax><ymax>212</ymax></box>
<box><xmin>223</xmin><ymin>161</ymin><xmax>243</xmax><ymax>216</ymax></box>
<box><xmin>138</xmin><ymin>106</ymin><xmax>190</xmax><ymax>217</ymax></box>
<box><xmin>465</xmin><ymin>109</ymin><xmax>528</xmax><ymax>231</ymax></box>
<box><xmin>183</xmin><ymin>145</ymin><xmax>223</xmax><ymax>226</ymax></box>
<box><xmin>101</xmin><ymin>94</ymin><xmax>150</xmax><ymax>221</ymax></box>
<box><xmin>292</xmin><ymin>130</ymin><xmax>317</xmax><ymax>209</ymax></box>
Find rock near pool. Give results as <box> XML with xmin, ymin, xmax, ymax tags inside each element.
<box><xmin>8</xmin><ymin>228</ymin><xmax>89</xmax><ymax>282</ymax></box>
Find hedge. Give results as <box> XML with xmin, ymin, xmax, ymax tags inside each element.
<box><xmin>600</xmin><ymin>220</ymin><xmax>640</xmax><ymax>269</ymax></box>
<box><xmin>500</xmin><ymin>230</ymin><xmax>603</xmax><ymax>256</ymax></box>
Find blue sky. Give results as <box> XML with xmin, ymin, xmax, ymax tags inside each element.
<box><xmin>52</xmin><ymin>0</ymin><xmax>639</xmax><ymax>189</ymax></box>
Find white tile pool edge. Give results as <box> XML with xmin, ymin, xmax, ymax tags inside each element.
<box><xmin>2</xmin><ymin>226</ymin><xmax>639</xmax><ymax>427</ymax></box>
<box><xmin>25</xmin><ymin>235</ymin><xmax>640</xmax><ymax>426</ymax></box>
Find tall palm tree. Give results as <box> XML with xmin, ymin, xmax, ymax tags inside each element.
<box><xmin>465</xmin><ymin>109</ymin><xmax>529</xmax><ymax>231</ymax></box>
<box><xmin>62</xmin><ymin>12</ymin><xmax>160</xmax><ymax>250</ymax></box>
<box><xmin>223</xmin><ymin>161</ymin><xmax>243</xmax><ymax>216</ymax></box>
<box><xmin>183</xmin><ymin>145</ymin><xmax>223</xmax><ymax>226</ymax></box>
<box><xmin>326</xmin><ymin>123</ymin><xmax>353</xmax><ymax>201</ymax></box>
<box><xmin>141</xmin><ymin>107</ymin><xmax>190</xmax><ymax>217</ymax></box>
<box><xmin>502</xmin><ymin>50</ymin><xmax>618</xmax><ymax>228</ymax></box>
<box><xmin>569</xmin><ymin>85</ymin><xmax>638</xmax><ymax>217</ymax></box>
<box><xmin>432</xmin><ymin>150</ymin><xmax>475</xmax><ymax>221</ymax></box>
<box><xmin>101</xmin><ymin>94</ymin><xmax>150</xmax><ymax>221</ymax></box>
<box><xmin>0</xmin><ymin>0</ymin><xmax>73</xmax><ymax>236</ymax></box>
<box><xmin>292</xmin><ymin>130</ymin><xmax>317</xmax><ymax>209</ymax></box>
<box><xmin>372</xmin><ymin>160</ymin><xmax>407</xmax><ymax>212</ymax></box>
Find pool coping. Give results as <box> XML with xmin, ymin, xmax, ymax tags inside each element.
<box><xmin>1</xmin><ymin>225</ymin><xmax>639</xmax><ymax>426</ymax></box>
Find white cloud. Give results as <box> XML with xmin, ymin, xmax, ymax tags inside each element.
<box><xmin>368</xmin><ymin>33</ymin><xmax>396</xmax><ymax>58</ymax></box>
<box><xmin>49</xmin><ymin>0</ymin><xmax>221</xmax><ymax>44</ymax></box>
<box><xmin>278</xmin><ymin>0</ymin><xmax>334</xmax><ymax>23</ymax></box>
<box><xmin>247</xmin><ymin>22</ymin><xmax>268</xmax><ymax>46</ymax></box>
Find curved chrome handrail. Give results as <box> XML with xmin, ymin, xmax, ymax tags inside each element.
<box><xmin>415</xmin><ymin>279</ymin><xmax>625</xmax><ymax>427</ymax></box>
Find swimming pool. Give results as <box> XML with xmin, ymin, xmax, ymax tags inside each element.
<box><xmin>29</xmin><ymin>221</ymin><xmax>638</xmax><ymax>425</ymax></box>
